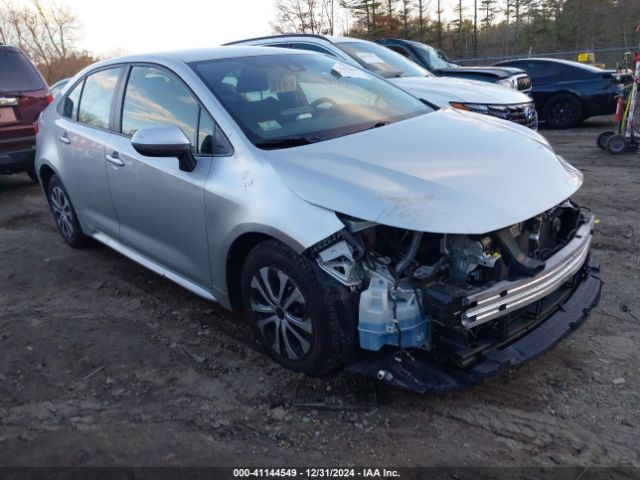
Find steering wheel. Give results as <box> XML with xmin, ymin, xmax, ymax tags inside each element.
<box><xmin>311</xmin><ymin>97</ymin><xmax>337</xmax><ymax>110</ymax></box>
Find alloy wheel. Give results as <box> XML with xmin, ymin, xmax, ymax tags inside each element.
<box><xmin>549</xmin><ymin>99</ymin><xmax>577</xmax><ymax>126</ymax></box>
<box><xmin>249</xmin><ymin>267</ymin><xmax>313</xmax><ymax>360</ymax></box>
<box><xmin>50</xmin><ymin>185</ymin><xmax>75</xmax><ymax>240</ymax></box>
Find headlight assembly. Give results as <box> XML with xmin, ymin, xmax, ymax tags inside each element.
<box><xmin>498</xmin><ymin>78</ymin><xmax>517</xmax><ymax>89</ymax></box>
<box><xmin>450</xmin><ymin>102</ymin><xmax>490</xmax><ymax>114</ymax></box>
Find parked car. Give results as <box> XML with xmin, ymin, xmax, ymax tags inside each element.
<box><xmin>0</xmin><ymin>44</ymin><xmax>51</xmax><ymax>182</ymax></box>
<box><xmin>36</xmin><ymin>47</ymin><xmax>601</xmax><ymax>392</ymax></box>
<box><xmin>50</xmin><ymin>78</ymin><xmax>70</xmax><ymax>99</ymax></box>
<box><xmin>226</xmin><ymin>35</ymin><xmax>539</xmax><ymax>129</ymax></box>
<box><xmin>377</xmin><ymin>38</ymin><xmax>532</xmax><ymax>93</ymax></box>
<box><xmin>494</xmin><ymin>58</ymin><xmax>622</xmax><ymax>128</ymax></box>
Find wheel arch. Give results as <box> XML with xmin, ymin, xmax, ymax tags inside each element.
<box><xmin>38</xmin><ymin>162</ymin><xmax>58</xmax><ymax>195</ymax></box>
<box><xmin>226</xmin><ymin>228</ymin><xmax>361</xmax><ymax>369</ymax></box>
<box><xmin>542</xmin><ymin>89</ymin><xmax>585</xmax><ymax>111</ymax></box>
<box><xmin>541</xmin><ymin>90</ymin><xmax>586</xmax><ymax>126</ymax></box>
<box><xmin>224</xmin><ymin>227</ymin><xmax>311</xmax><ymax>312</ymax></box>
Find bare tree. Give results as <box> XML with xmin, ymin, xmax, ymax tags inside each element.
<box><xmin>400</xmin><ymin>0</ymin><xmax>410</xmax><ymax>37</ymax></box>
<box><xmin>276</xmin><ymin>0</ymin><xmax>640</xmax><ymax>60</ymax></box>
<box><xmin>473</xmin><ymin>0</ymin><xmax>478</xmax><ymax>56</ymax></box>
<box><xmin>513</xmin><ymin>0</ymin><xmax>522</xmax><ymax>45</ymax></box>
<box><xmin>503</xmin><ymin>0</ymin><xmax>511</xmax><ymax>55</ymax></box>
<box><xmin>321</xmin><ymin>0</ymin><xmax>337</xmax><ymax>34</ymax></box>
<box><xmin>0</xmin><ymin>0</ymin><xmax>86</xmax><ymax>83</ymax></box>
<box><xmin>453</xmin><ymin>0</ymin><xmax>464</xmax><ymax>49</ymax></box>
<box><xmin>341</xmin><ymin>0</ymin><xmax>381</xmax><ymax>35</ymax></box>
<box><xmin>434</xmin><ymin>0</ymin><xmax>442</xmax><ymax>47</ymax></box>
<box><xmin>416</xmin><ymin>0</ymin><xmax>430</xmax><ymax>44</ymax></box>
<box><xmin>272</xmin><ymin>0</ymin><xmax>311</xmax><ymax>33</ymax></box>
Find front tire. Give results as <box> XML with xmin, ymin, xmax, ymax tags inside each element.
<box><xmin>240</xmin><ymin>240</ymin><xmax>345</xmax><ymax>376</ymax></box>
<box><xmin>46</xmin><ymin>175</ymin><xmax>91</xmax><ymax>248</ymax></box>
<box><xmin>543</xmin><ymin>93</ymin><xmax>583</xmax><ymax>129</ymax></box>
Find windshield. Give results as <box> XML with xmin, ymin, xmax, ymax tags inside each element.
<box><xmin>412</xmin><ymin>43</ymin><xmax>456</xmax><ymax>70</ymax></box>
<box><xmin>191</xmin><ymin>53</ymin><xmax>430</xmax><ymax>149</ymax></box>
<box><xmin>334</xmin><ymin>41</ymin><xmax>431</xmax><ymax>79</ymax></box>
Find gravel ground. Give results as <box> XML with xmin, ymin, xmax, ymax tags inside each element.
<box><xmin>0</xmin><ymin>117</ymin><xmax>638</xmax><ymax>468</ymax></box>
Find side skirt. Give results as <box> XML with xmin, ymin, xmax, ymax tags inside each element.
<box><xmin>92</xmin><ymin>231</ymin><xmax>217</xmax><ymax>302</ymax></box>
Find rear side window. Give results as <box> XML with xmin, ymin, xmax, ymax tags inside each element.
<box><xmin>121</xmin><ymin>66</ymin><xmax>199</xmax><ymax>148</ymax></box>
<box><xmin>523</xmin><ymin>62</ymin><xmax>563</xmax><ymax>82</ymax></box>
<box><xmin>78</xmin><ymin>68</ymin><xmax>122</xmax><ymax>129</ymax></box>
<box><xmin>0</xmin><ymin>49</ymin><xmax>45</xmax><ymax>92</ymax></box>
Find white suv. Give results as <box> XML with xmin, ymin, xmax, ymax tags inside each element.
<box><xmin>226</xmin><ymin>34</ymin><xmax>539</xmax><ymax>130</ymax></box>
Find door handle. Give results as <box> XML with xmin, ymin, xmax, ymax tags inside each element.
<box><xmin>105</xmin><ymin>152</ymin><xmax>124</xmax><ymax>167</ymax></box>
<box><xmin>58</xmin><ymin>133</ymin><xmax>70</xmax><ymax>144</ymax></box>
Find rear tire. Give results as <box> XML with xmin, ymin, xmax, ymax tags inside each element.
<box><xmin>240</xmin><ymin>240</ymin><xmax>346</xmax><ymax>376</ymax></box>
<box><xmin>46</xmin><ymin>175</ymin><xmax>92</xmax><ymax>248</ymax></box>
<box><xmin>606</xmin><ymin>134</ymin><xmax>627</xmax><ymax>155</ymax></box>
<box><xmin>543</xmin><ymin>93</ymin><xmax>583</xmax><ymax>129</ymax></box>
<box><xmin>597</xmin><ymin>131</ymin><xmax>615</xmax><ymax>150</ymax></box>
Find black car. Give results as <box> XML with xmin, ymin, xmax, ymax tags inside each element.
<box><xmin>494</xmin><ymin>58</ymin><xmax>622</xmax><ymax>128</ymax></box>
<box><xmin>0</xmin><ymin>44</ymin><xmax>51</xmax><ymax>181</ymax></box>
<box><xmin>377</xmin><ymin>38</ymin><xmax>532</xmax><ymax>93</ymax></box>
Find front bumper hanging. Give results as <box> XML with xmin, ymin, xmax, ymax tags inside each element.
<box><xmin>346</xmin><ymin>257</ymin><xmax>602</xmax><ymax>393</ymax></box>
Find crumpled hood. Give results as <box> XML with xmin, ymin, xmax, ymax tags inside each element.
<box><xmin>263</xmin><ymin>108</ymin><xmax>582</xmax><ymax>234</ymax></box>
<box><xmin>389</xmin><ymin>76</ymin><xmax>532</xmax><ymax>106</ymax></box>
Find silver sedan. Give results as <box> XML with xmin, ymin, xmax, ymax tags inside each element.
<box><xmin>35</xmin><ymin>47</ymin><xmax>600</xmax><ymax>392</ymax></box>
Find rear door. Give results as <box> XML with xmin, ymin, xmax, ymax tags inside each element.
<box><xmin>104</xmin><ymin>65</ymin><xmax>213</xmax><ymax>288</ymax></box>
<box><xmin>54</xmin><ymin>67</ymin><xmax>122</xmax><ymax>237</ymax></box>
<box><xmin>0</xmin><ymin>48</ymin><xmax>49</xmax><ymax>154</ymax></box>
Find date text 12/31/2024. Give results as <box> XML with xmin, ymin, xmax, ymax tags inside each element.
<box><xmin>233</xmin><ymin>468</ymin><xmax>401</xmax><ymax>478</ymax></box>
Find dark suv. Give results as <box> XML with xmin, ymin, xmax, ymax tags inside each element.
<box><xmin>378</xmin><ymin>39</ymin><xmax>532</xmax><ymax>93</ymax></box>
<box><xmin>0</xmin><ymin>44</ymin><xmax>51</xmax><ymax>181</ymax></box>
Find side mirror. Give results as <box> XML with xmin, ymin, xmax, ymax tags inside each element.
<box><xmin>131</xmin><ymin>125</ymin><xmax>197</xmax><ymax>172</ymax></box>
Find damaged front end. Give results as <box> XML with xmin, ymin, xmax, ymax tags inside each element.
<box><xmin>313</xmin><ymin>201</ymin><xmax>602</xmax><ymax>393</ymax></box>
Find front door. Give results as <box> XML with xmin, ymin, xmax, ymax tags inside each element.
<box><xmin>104</xmin><ymin>65</ymin><xmax>213</xmax><ymax>289</ymax></box>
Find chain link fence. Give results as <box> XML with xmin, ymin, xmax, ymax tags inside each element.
<box><xmin>454</xmin><ymin>47</ymin><xmax>637</xmax><ymax>69</ymax></box>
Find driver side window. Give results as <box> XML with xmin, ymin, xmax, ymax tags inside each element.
<box><xmin>121</xmin><ymin>66</ymin><xmax>199</xmax><ymax>149</ymax></box>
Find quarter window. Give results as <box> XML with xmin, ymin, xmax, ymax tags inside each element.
<box><xmin>77</xmin><ymin>68</ymin><xmax>121</xmax><ymax>129</ymax></box>
<box><xmin>197</xmin><ymin>109</ymin><xmax>232</xmax><ymax>156</ymax></box>
<box><xmin>121</xmin><ymin>66</ymin><xmax>198</xmax><ymax>148</ymax></box>
<box><xmin>63</xmin><ymin>80</ymin><xmax>83</xmax><ymax>120</ymax></box>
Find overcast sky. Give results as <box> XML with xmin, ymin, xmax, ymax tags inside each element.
<box><xmin>39</xmin><ymin>0</ymin><xmax>275</xmax><ymax>56</ymax></box>
<box><xmin>12</xmin><ymin>0</ymin><xmax>471</xmax><ymax>56</ymax></box>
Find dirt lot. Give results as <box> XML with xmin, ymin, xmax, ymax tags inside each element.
<box><xmin>0</xmin><ymin>118</ymin><xmax>639</xmax><ymax>468</ymax></box>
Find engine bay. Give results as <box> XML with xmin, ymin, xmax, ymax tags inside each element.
<box><xmin>314</xmin><ymin>201</ymin><xmax>592</xmax><ymax>365</ymax></box>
